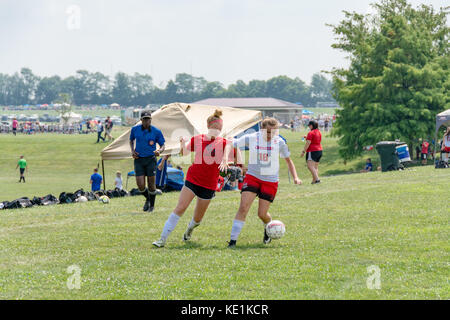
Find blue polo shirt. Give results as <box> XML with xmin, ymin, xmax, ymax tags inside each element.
<box><xmin>90</xmin><ymin>173</ymin><xmax>102</xmax><ymax>191</ymax></box>
<box><xmin>130</xmin><ymin>124</ymin><xmax>165</xmax><ymax>158</ymax></box>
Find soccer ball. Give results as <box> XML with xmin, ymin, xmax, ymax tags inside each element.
<box><xmin>99</xmin><ymin>195</ymin><xmax>110</xmax><ymax>204</ymax></box>
<box><xmin>266</xmin><ymin>220</ymin><xmax>286</xmax><ymax>240</ymax></box>
<box><xmin>76</xmin><ymin>196</ymin><xmax>88</xmax><ymax>203</ymax></box>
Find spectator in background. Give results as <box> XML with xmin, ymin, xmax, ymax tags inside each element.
<box><xmin>16</xmin><ymin>155</ymin><xmax>28</xmax><ymax>183</ymax></box>
<box><xmin>96</xmin><ymin>120</ymin><xmax>105</xmax><ymax>143</ymax></box>
<box><xmin>12</xmin><ymin>118</ymin><xmax>18</xmax><ymax>136</ymax></box>
<box><xmin>415</xmin><ymin>145</ymin><xmax>421</xmax><ymax>161</ymax></box>
<box><xmin>360</xmin><ymin>158</ymin><xmax>373</xmax><ymax>173</ymax></box>
<box><xmin>421</xmin><ymin>140</ymin><xmax>430</xmax><ymax>165</ymax></box>
<box><xmin>301</xmin><ymin>120</ymin><xmax>322</xmax><ymax>184</ymax></box>
<box><xmin>115</xmin><ymin>171</ymin><xmax>123</xmax><ymax>190</ymax></box>
<box><xmin>104</xmin><ymin>116</ymin><xmax>114</xmax><ymax>141</ymax></box>
<box><xmin>90</xmin><ymin>168</ymin><xmax>103</xmax><ymax>192</ymax></box>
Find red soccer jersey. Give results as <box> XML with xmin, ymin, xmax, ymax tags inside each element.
<box><xmin>185</xmin><ymin>135</ymin><xmax>230</xmax><ymax>191</ymax></box>
<box><xmin>306</xmin><ymin>129</ymin><xmax>322</xmax><ymax>152</ymax></box>
<box><xmin>422</xmin><ymin>142</ymin><xmax>429</xmax><ymax>154</ymax></box>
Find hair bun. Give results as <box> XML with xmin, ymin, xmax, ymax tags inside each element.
<box><xmin>213</xmin><ymin>109</ymin><xmax>223</xmax><ymax>118</ymax></box>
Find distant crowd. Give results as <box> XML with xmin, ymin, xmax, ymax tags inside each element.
<box><xmin>1</xmin><ymin>117</ymin><xmax>116</xmax><ymax>137</ymax></box>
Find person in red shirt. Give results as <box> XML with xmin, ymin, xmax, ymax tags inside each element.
<box><xmin>301</xmin><ymin>120</ymin><xmax>322</xmax><ymax>184</ymax></box>
<box><xmin>421</xmin><ymin>140</ymin><xmax>430</xmax><ymax>165</ymax></box>
<box><xmin>153</xmin><ymin>110</ymin><xmax>232</xmax><ymax>248</ymax></box>
<box><xmin>12</xmin><ymin>118</ymin><xmax>18</xmax><ymax>136</ymax></box>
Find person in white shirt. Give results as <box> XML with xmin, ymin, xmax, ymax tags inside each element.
<box><xmin>115</xmin><ymin>171</ymin><xmax>123</xmax><ymax>190</ymax></box>
<box><xmin>227</xmin><ymin>118</ymin><xmax>302</xmax><ymax>248</ymax></box>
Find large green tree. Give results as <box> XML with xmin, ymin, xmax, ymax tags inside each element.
<box><xmin>330</xmin><ymin>0</ymin><xmax>449</xmax><ymax>160</ymax></box>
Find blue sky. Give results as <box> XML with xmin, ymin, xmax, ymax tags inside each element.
<box><xmin>0</xmin><ymin>0</ymin><xmax>447</xmax><ymax>86</ymax></box>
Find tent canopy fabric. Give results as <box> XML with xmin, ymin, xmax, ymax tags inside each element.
<box><xmin>59</xmin><ymin>112</ymin><xmax>82</xmax><ymax>124</ymax></box>
<box><xmin>101</xmin><ymin>102</ymin><xmax>262</xmax><ymax>160</ymax></box>
<box><xmin>436</xmin><ymin>109</ymin><xmax>450</xmax><ymax>132</ymax></box>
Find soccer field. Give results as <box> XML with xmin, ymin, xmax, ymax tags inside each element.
<box><xmin>0</xmin><ymin>129</ymin><xmax>448</xmax><ymax>299</ymax></box>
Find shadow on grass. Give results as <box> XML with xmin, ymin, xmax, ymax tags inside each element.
<box><xmin>159</xmin><ymin>241</ymin><xmax>278</xmax><ymax>251</ymax></box>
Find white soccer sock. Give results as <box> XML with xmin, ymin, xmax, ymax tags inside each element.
<box><xmin>161</xmin><ymin>213</ymin><xmax>181</xmax><ymax>240</ymax></box>
<box><xmin>230</xmin><ymin>219</ymin><xmax>245</xmax><ymax>241</ymax></box>
<box><xmin>188</xmin><ymin>219</ymin><xmax>201</xmax><ymax>230</ymax></box>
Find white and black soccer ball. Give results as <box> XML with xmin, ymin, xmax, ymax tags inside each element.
<box><xmin>266</xmin><ymin>220</ymin><xmax>286</xmax><ymax>240</ymax></box>
<box><xmin>76</xmin><ymin>196</ymin><xmax>88</xmax><ymax>203</ymax></box>
<box><xmin>99</xmin><ymin>195</ymin><xmax>110</xmax><ymax>204</ymax></box>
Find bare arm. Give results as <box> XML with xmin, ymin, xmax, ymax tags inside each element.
<box><xmin>130</xmin><ymin>140</ymin><xmax>139</xmax><ymax>159</ymax></box>
<box><xmin>301</xmin><ymin>140</ymin><xmax>311</xmax><ymax>157</ymax></box>
<box><xmin>155</xmin><ymin>144</ymin><xmax>165</xmax><ymax>157</ymax></box>
<box><xmin>285</xmin><ymin>157</ymin><xmax>302</xmax><ymax>185</ymax></box>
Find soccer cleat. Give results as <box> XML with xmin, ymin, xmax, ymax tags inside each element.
<box><xmin>143</xmin><ymin>200</ymin><xmax>151</xmax><ymax>212</ymax></box>
<box><xmin>152</xmin><ymin>238</ymin><xmax>166</xmax><ymax>248</ymax></box>
<box><xmin>227</xmin><ymin>240</ymin><xmax>237</xmax><ymax>248</ymax></box>
<box><xmin>263</xmin><ymin>229</ymin><xmax>272</xmax><ymax>245</ymax></box>
<box><xmin>147</xmin><ymin>206</ymin><xmax>154</xmax><ymax>213</ymax></box>
<box><xmin>148</xmin><ymin>189</ymin><xmax>163</xmax><ymax>196</ymax></box>
<box><xmin>183</xmin><ymin>227</ymin><xmax>194</xmax><ymax>242</ymax></box>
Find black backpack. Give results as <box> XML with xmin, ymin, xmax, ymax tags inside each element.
<box><xmin>130</xmin><ymin>188</ymin><xmax>141</xmax><ymax>196</ymax></box>
<box><xmin>59</xmin><ymin>192</ymin><xmax>74</xmax><ymax>204</ymax></box>
<box><xmin>32</xmin><ymin>196</ymin><xmax>43</xmax><ymax>206</ymax></box>
<box><xmin>41</xmin><ymin>194</ymin><xmax>59</xmax><ymax>206</ymax></box>
<box><xmin>5</xmin><ymin>197</ymin><xmax>33</xmax><ymax>209</ymax></box>
<box><xmin>85</xmin><ymin>192</ymin><xmax>97</xmax><ymax>201</ymax></box>
<box><xmin>119</xmin><ymin>189</ymin><xmax>129</xmax><ymax>197</ymax></box>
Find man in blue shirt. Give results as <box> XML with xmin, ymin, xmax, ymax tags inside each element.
<box><xmin>129</xmin><ymin>110</ymin><xmax>166</xmax><ymax>212</ymax></box>
<box><xmin>90</xmin><ymin>168</ymin><xmax>103</xmax><ymax>192</ymax></box>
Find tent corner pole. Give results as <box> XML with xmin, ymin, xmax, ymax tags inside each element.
<box><xmin>102</xmin><ymin>160</ymin><xmax>106</xmax><ymax>191</ymax></box>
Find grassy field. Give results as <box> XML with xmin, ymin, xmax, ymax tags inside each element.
<box><xmin>0</xmin><ymin>129</ymin><xmax>448</xmax><ymax>299</ymax></box>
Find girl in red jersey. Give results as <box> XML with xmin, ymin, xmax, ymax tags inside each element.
<box><xmin>153</xmin><ymin>110</ymin><xmax>232</xmax><ymax>248</ymax></box>
<box><xmin>301</xmin><ymin>120</ymin><xmax>322</xmax><ymax>184</ymax></box>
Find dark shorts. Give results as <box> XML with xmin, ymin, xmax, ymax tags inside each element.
<box><xmin>306</xmin><ymin>151</ymin><xmax>323</xmax><ymax>163</ymax></box>
<box><xmin>185</xmin><ymin>180</ymin><xmax>215</xmax><ymax>200</ymax></box>
<box><xmin>241</xmin><ymin>174</ymin><xmax>278</xmax><ymax>203</ymax></box>
<box><xmin>134</xmin><ymin>156</ymin><xmax>157</xmax><ymax>177</ymax></box>
<box><xmin>421</xmin><ymin>153</ymin><xmax>428</xmax><ymax>160</ymax></box>
<box><xmin>19</xmin><ymin>168</ymin><xmax>25</xmax><ymax>175</ymax></box>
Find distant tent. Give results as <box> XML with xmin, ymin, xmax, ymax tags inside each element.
<box><xmin>99</xmin><ymin>102</ymin><xmax>262</xmax><ymax>189</ymax></box>
<box><xmin>59</xmin><ymin>112</ymin><xmax>82</xmax><ymax>124</ymax></box>
<box><xmin>435</xmin><ymin>109</ymin><xmax>450</xmax><ymax>154</ymax></box>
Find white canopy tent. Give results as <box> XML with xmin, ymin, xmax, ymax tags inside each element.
<box><xmin>59</xmin><ymin>112</ymin><xmax>82</xmax><ymax>125</ymax></box>
<box><xmin>99</xmin><ymin>102</ymin><xmax>262</xmax><ymax>189</ymax></box>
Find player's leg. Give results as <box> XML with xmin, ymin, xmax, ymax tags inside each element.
<box><xmin>135</xmin><ymin>174</ymin><xmax>151</xmax><ymax>211</ymax></box>
<box><xmin>258</xmin><ymin>181</ymin><xmax>278</xmax><ymax>244</ymax></box>
<box><xmin>307</xmin><ymin>159</ymin><xmax>319</xmax><ymax>184</ymax></box>
<box><xmin>153</xmin><ymin>186</ymin><xmax>196</xmax><ymax>247</ymax></box>
<box><xmin>145</xmin><ymin>157</ymin><xmax>162</xmax><ymax>212</ymax></box>
<box><xmin>258</xmin><ymin>199</ymin><xmax>273</xmax><ymax>244</ymax></box>
<box><xmin>183</xmin><ymin>197</ymin><xmax>211</xmax><ymax>241</ymax></box>
<box><xmin>228</xmin><ymin>191</ymin><xmax>257</xmax><ymax>247</ymax></box>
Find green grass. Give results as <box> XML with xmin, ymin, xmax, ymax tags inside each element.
<box><xmin>0</xmin><ymin>129</ymin><xmax>448</xmax><ymax>299</ymax></box>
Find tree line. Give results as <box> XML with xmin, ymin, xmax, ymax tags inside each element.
<box><xmin>330</xmin><ymin>0</ymin><xmax>449</xmax><ymax>160</ymax></box>
<box><xmin>0</xmin><ymin>69</ymin><xmax>335</xmax><ymax>107</ymax></box>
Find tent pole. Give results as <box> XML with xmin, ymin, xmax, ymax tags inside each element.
<box><xmin>102</xmin><ymin>160</ymin><xmax>106</xmax><ymax>191</ymax></box>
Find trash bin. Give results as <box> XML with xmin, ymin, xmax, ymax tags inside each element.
<box><xmin>375</xmin><ymin>141</ymin><xmax>406</xmax><ymax>172</ymax></box>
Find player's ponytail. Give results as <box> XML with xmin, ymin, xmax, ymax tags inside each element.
<box><xmin>207</xmin><ymin>109</ymin><xmax>223</xmax><ymax>127</ymax></box>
